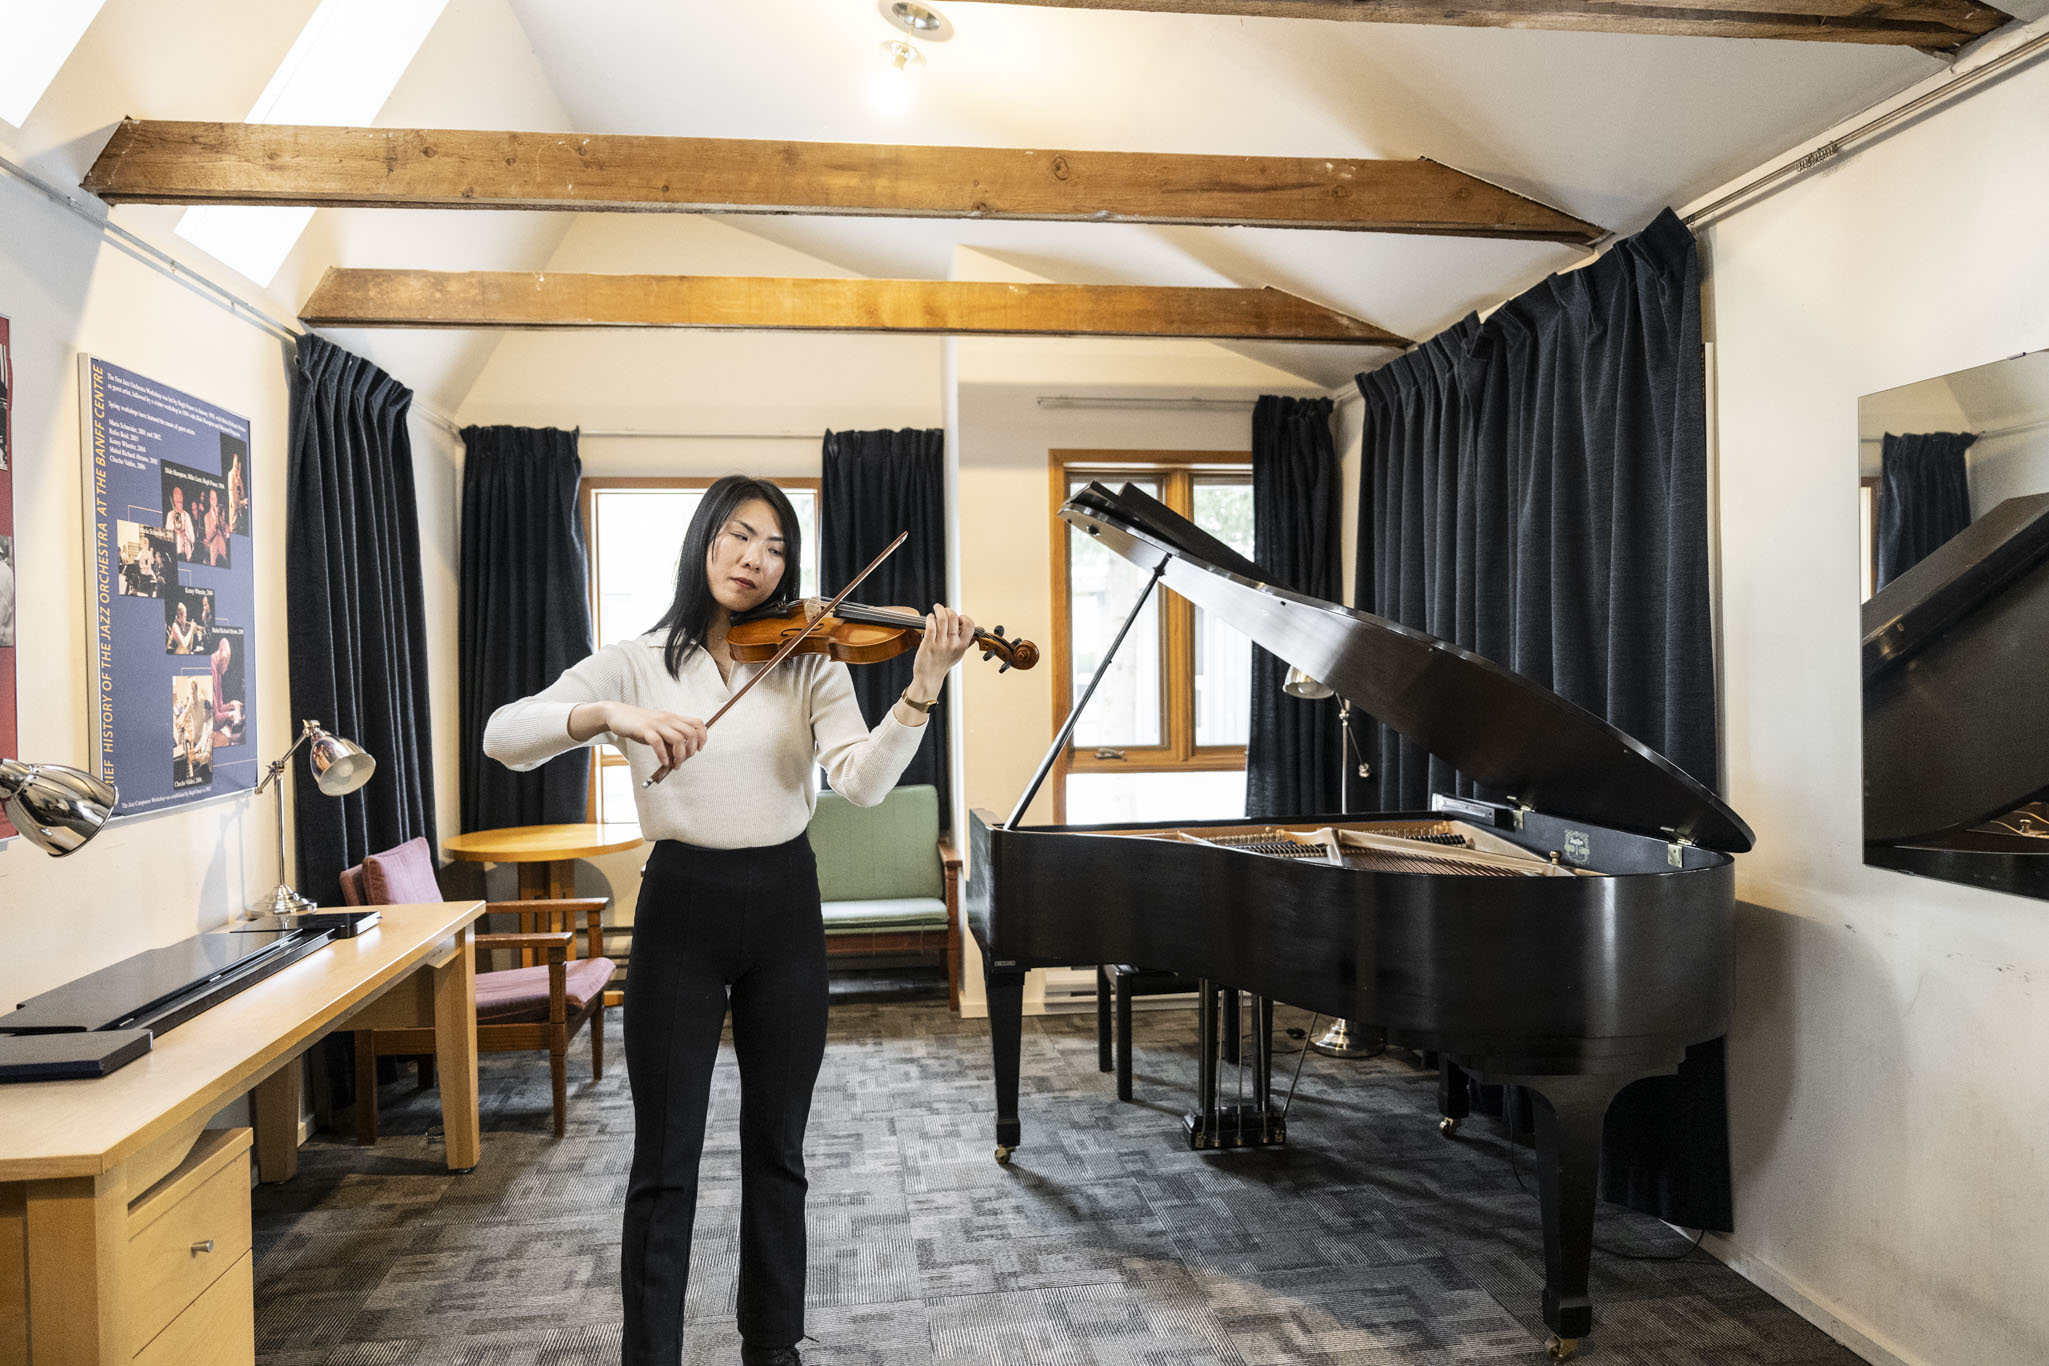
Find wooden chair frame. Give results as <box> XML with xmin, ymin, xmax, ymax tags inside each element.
<box><xmin>354</xmin><ymin>896</ymin><xmax>609</xmax><ymax>1140</ymax></box>
<box><xmin>820</xmin><ymin>836</ymin><xmax>963</xmax><ymax>1011</ymax></box>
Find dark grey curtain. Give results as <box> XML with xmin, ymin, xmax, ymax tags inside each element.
<box><xmin>1246</xmin><ymin>396</ymin><xmax>1343</xmax><ymax>817</ymax></box>
<box><xmin>286</xmin><ymin>335</ymin><xmax>437</xmax><ymax>907</ymax></box>
<box><xmin>459</xmin><ymin>426</ymin><xmax>593</xmax><ymax>832</ymax></box>
<box><xmin>820</xmin><ymin>428</ymin><xmax>951</xmax><ymax>824</ymax></box>
<box><xmin>1351</xmin><ymin>207</ymin><xmax>1730</xmax><ymax>1232</ymax></box>
<box><xmin>1877</xmin><ymin>431</ymin><xmax>1976</xmax><ymax>589</ymax></box>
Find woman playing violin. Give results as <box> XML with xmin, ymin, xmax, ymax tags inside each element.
<box><xmin>483</xmin><ymin>475</ymin><xmax>975</xmax><ymax>1366</ymax></box>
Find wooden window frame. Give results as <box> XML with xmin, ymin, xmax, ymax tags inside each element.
<box><xmin>1048</xmin><ymin>450</ymin><xmax>1253</xmax><ymax>824</ymax></box>
<box><xmin>578</xmin><ymin>475</ymin><xmax>823</xmax><ymax>821</ymax></box>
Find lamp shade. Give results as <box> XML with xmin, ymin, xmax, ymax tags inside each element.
<box><xmin>0</xmin><ymin>759</ymin><xmax>119</xmax><ymax>856</ymax></box>
<box><xmin>1282</xmin><ymin>667</ymin><xmax>1334</xmax><ymax>700</ymax></box>
<box><xmin>306</xmin><ymin>727</ymin><xmax>375</xmax><ymax>796</ymax></box>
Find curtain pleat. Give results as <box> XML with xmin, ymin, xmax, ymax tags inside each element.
<box><xmin>458</xmin><ymin>426</ymin><xmax>593</xmax><ymax>832</ymax></box>
<box><xmin>286</xmin><ymin>335</ymin><xmax>437</xmax><ymax>907</ymax></box>
<box><xmin>819</xmin><ymin>428</ymin><xmax>951</xmax><ymax>824</ymax></box>
<box><xmin>1876</xmin><ymin>431</ymin><xmax>1976</xmax><ymax>589</ymax></box>
<box><xmin>1351</xmin><ymin>207</ymin><xmax>1730</xmax><ymax>1232</ymax></box>
<box><xmin>1246</xmin><ymin>396</ymin><xmax>1343</xmax><ymax>817</ymax></box>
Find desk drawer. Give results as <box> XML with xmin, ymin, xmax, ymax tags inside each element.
<box><xmin>126</xmin><ymin>1127</ymin><xmax>253</xmax><ymax>1356</ymax></box>
<box><xmin>133</xmin><ymin>1249</ymin><xmax>253</xmax><ymax>1366</ymax></box>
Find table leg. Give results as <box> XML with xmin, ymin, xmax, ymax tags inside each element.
<box><xmin>251</xmin><ymin>1061</ymin><xmax>301</xmax><ymax>1184</ymax></box>
<box><xmin>515</xmin><ymin>859</ymin><xmax>576</xmax><ymax>901</ymax></box>
<box><xmin>22</xmin><ymin>1170</ymin><xmax>126</xmax><ymax>1365</ymax></box>
<box><xmin>433</xmin><ymin>923</ymin><xmax>481</xmax><ymax>1172</ymax></box>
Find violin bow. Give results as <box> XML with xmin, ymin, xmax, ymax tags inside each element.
<box><xmin>644</xmin><ymin>531</ymin><xmax>909</xmax><ymax>788</ymax></box>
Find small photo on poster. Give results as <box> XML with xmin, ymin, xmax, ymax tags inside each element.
<box><xmin>221</xmin><ymin>431</ymin><xmax>250</xmax><ymax>538</ymax></box>
<box><xmin>0</xmin><ymin>533</ymin><xmax>13</xmax><ymax>649</ymax></box>
<box><xmin>163</xmin><ymin>584</ymin><xmax>212</xmax><ymax>655</ymax></box>
<box><xmin>118</xmin><ymin>521</ymin><xmax>173</xmax><ymax>598</ymax></box>
<box><xmin>208</xmin><ymin>624</ymin><xmax>246</xmax><ymax>749</ymax></box>
<box><xmin>161</xmin><ymin>461</ymin><xmax>230</xmax><ymax>571</ymax></box>
<box><xmin>171</xmin><ymin>673</ymin><xmax>215</xmax><ymax>789</ymax></box>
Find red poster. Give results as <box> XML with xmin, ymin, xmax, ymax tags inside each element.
<box><xmin>0</xmin><ymin>314</ymin><xmax>15</xmax><ymax>839</ymax></box>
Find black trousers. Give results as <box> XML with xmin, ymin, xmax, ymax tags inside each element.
<box><xmin>621</xmin><ymin>834</ymin><xmax>828</xmax><ymax>1364</ymax></box>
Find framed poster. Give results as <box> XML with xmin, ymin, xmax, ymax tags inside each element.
<box><xmin>0</xmin><ymin>316</ymin><xmax>15</xmax><ymax>840</ymax></box>
<box><xmin>81</xmin><ymin>356</ymin><xmax>257</xmax><ymax>816</ymax></box>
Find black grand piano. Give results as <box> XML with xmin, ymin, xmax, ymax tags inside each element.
<box><xmin>967</xmin><ymin>482</ymin><xmax>1753</xmax><ymax>1359</ymax></box>
<box><xmin>1864</xmin><ymin>491</ymin><xmax>2049</xmax><ymax>895</ymax></box>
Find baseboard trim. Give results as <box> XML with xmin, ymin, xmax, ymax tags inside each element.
<box><xmin>1703</xmin><ymin>1235</ymin><xmax>1917</xmax><ymax>1366</ymax></box>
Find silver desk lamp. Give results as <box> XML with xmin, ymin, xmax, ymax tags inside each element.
<box><xmin>0</xmin><ymin>759</ymin><xmax>118</xmax><ymax>855</ymax></box>
<box><xmin>252</xmin><ymin>719</ymin><xmax>374</xmax><ymax>919</ymax></box>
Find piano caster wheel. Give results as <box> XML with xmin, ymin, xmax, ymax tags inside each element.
<box><xmin>1439</xmin><ymin>1116</ymin><xmax>1461</xmax><ymax>1137</ymax></box>
<box><xmin>1546</xmin><ymin>1335</ymin><xmax>1578</xmax><ymax>1361</ymax></box>
<box><xmin>994</xmin><ymin>1145</ymin><xmax>1013</xmax><ymax>1165</ymax></box>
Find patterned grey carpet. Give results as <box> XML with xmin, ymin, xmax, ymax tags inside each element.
<box><xmin>251</xmin><ymin>996</ymin><xmax>1860</xmax><ymax>1365</ymax></box>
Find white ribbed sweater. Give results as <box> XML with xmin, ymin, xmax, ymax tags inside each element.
<box><xmin>482</xmin><ymin>634</ymin><xmax>926</xmax><ymax>848</ymax></box>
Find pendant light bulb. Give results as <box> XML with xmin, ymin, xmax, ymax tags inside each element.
<box><xmin>871</xmin><ymin>39</ymin><xmax>922</xmax><ymax>114</ymax></box>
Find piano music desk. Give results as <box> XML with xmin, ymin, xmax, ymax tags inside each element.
<box><xmin>0</xmin><ymin>899</ymin><xmax>486</xmax><ymax>1366</ymax></box>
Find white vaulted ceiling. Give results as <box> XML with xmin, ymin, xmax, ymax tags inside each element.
<box><xmin>9</xmin><ymin>0</ymin><xmax>2042</xmax><ymax>406</ymax></box>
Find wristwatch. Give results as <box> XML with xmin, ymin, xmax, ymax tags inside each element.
<box><xmin>901</xmin><ymin>687</ymin><xmax>940</xmax><ymax>714</ymax></box>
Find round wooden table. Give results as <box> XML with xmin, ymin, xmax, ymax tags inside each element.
<box><xmin>443</xmin><ymin>822</ymin><xmax>645</xmax><ymax>900</ymax></box>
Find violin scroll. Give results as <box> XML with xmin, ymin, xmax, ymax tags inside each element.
<box><xmin>981</xmin><ymin>624</ymin><xmax>1040</xmax><ymax>674</ymax></box>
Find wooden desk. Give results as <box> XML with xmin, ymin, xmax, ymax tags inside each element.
<box><xmin>0</xmin><ymin>900</ymin><xmax>485</xmax><ymax>1366</ymax></box>
<box><xmin>443</xmin><ymin>822</ymin><xmax>643</xmax><ymax>900</ymax></box>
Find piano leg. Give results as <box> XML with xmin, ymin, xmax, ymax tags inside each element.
<box><xmin>1515</xmin><ymin>1075</ymin><xmax>1631</xmax><ymax>1359</ymax></box>
<box><xmin>1196</xmin><ymin>980</ymin><xmax>1219</xmax><ymax>1133</ymax></box>
<box><xmin>1095</xmin><ymin>966</ymin><xmax>1113</xmax><ymax>1074</ymax></box>
<box><xmin>1438</xmin><ymin>1060</ymin><xmax>1471</xmax><ymax>1137</ymax></box>
<box><xmin>985</xmin><ymin>964</ymin><xmax>1026</xmax><ymax>1163</ymax></box>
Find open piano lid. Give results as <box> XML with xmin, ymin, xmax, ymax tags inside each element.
<box><xmin>1862</xmin><ymin>492</ymin><xmax>2049</xmax><ymax>845</ymax></box>
<box><xmin>1065</xmin><ymin>483</ymin><xmax>1753</xmax><ymax>853</ymax></box>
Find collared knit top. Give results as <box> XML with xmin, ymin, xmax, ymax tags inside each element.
<box><xmin>482</xmin><ymin>633</ymin><xmax>926</xmax><ymax>848</ymax></box>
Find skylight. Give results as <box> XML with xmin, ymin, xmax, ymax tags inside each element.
<box><xmin>0</xmin><ymin>0</ymin><xmax>110</xmax><ymax>129</ymax></box>
<box><xmin>176</xmin><ymin>0</ymin><xmax>449</xmax><ymax>287</ymax></box>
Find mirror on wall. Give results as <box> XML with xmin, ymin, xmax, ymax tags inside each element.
<box><xmin>1861</xmin><ymin>347</ymin><xmax>2049</xmax><ymax>899</ymax></box>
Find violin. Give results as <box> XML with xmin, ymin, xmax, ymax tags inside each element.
<box><xmin>727</xmin><ymin>599</ymin><xmax>1039</xmax><ymax>673</ymax></box>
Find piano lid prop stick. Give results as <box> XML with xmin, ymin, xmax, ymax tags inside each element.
<box><xmin>1008</xmin><ymin>559</ymin><xmax>1167</xmax><ymax>828</ymax></box>
<box><xmin>642</xmin><ymin>530</ymin><xmax>908</xmax><ymax>787</ymax></box>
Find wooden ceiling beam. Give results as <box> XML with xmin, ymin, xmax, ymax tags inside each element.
<box><xmin>298</xmin><ymin>269</ymin><xmax>1412</xmax><ymax>346</ymax></box>
<box><xmin>82</xmin><ymin>120</ymin><xmax>1602</xmax><ymax>245</ymax></box>
<box><xmin>974</xmin><ymin>0</ymin><xmax>2011</xmax><ymax>49</ymax></box>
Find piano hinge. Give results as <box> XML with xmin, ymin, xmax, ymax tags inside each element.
<box><xmin>1666</xmin><ymin>833</ymin><xmax>1694</xmax><ymax>868</ymax></box>
<box><xmin>1506</xmin><ymin>798</ymin><xmax>1531</xmax><ymax>831</ymax></box>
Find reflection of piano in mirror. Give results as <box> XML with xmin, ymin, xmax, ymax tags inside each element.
<box><xmin>967</xmin><ymin>482</ymin><xmax>1753</xmax><ymax>1358</ymax></box>
<box><xmin>1865</xmin><ymin>491</ymin><xmax>2049</xmax><ymax>895</ymax></box>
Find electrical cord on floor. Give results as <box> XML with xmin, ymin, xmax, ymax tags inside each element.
<box><xmin>1502</xmin><ymin>1109</ymin><xmax>1710</xmax><ymax>1262</ymax></box>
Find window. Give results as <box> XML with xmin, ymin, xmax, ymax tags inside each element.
<box><xmin>1050</xmin><ymin>451</ymin><xmax>1254</xmax><ymax>825</ymax></box>
<box><xmin>580</xmin><ymin>477</ymin><xmax>820</xmax><ymax>823</ymax></box>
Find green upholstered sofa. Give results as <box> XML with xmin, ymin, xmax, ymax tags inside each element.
<box><xmin>808</xmin><ymin>783</ymin><xmax>962</xmax><ymax>1010</ymax></box>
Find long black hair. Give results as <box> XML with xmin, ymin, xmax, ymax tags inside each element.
<box><xmin>651</xmin><ymin>474</ymin><xmax>803</xmax><ymax>678</ymax></box>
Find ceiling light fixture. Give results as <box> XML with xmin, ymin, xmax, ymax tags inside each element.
<box><xmin>871</xmin><ymin>39</ymin><xmax>924</xmax><ymax>115</ymax></box>
<box><xmin>879</xmin><ymin>0</ymin><xmax>954</xmax><ymax>41</ymax></box>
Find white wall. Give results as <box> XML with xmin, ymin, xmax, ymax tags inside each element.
<box><xmin>1701</xmin><ymin>36</ymin><xmax>2049</xmax><ymax>1366</ymax></box>
<box><xmin>0</xmin><ymin>161</ymin><xmax>463</xmax><ymax>1013</ymax></box>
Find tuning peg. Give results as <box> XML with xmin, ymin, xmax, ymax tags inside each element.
<box><xmin>993</xmin><ymin>625</ymin><xmax>1005</xmax><ymax>636</ymax></box>
<box><xmin>999</xmin><ymin>662</ymin><xmax>1011</xmax><ymax>674</ymax></box>
<box><xmin>981</xmin><ymin>649</ymin><xmax>992</xmax><ymax>661</ymax></box>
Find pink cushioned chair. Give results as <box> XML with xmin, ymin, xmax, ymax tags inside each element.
<box><xmin>342</xmin><ymin>837</ymin><xmax>615</xmax><ymax>1139</ymax></box>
